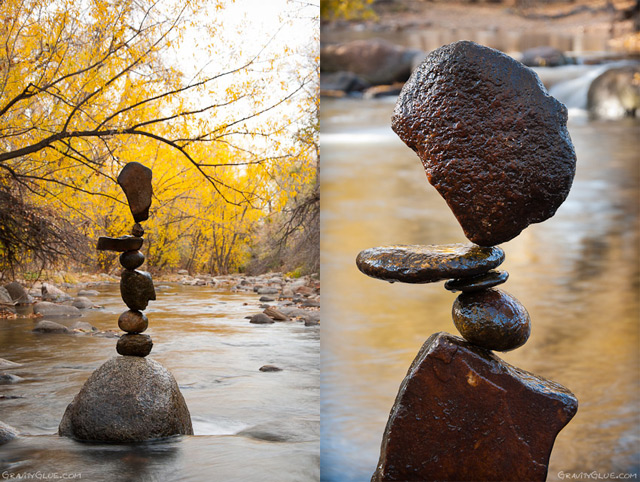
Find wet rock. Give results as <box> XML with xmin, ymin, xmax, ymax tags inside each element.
<box><xmin>72</xmin><ymin>297</ymin><xmax>94</xmax><ymax>310</ymax></box>
<box><xmin>4</xmin><ymin>282</ymin><xmax>33</xmax><ymax>304</ymax></box>
<box><xmin>120</xmin><ymin>270</ymin><xmax>156</xmax><ymax>311</ymax></box>
<box><xmin>304</xmin><ymin>317</ymin><xmax>320</xmax><ymax>327</ymax></box>
<box><xmin>177</xmin><ymin>269</ymin><xmax>189</xmax><ymax>275</ymax></box>
<box><xmin>250</xmin><ymin>313</ymin><xmax>275</xmax><ymax>324</ymax></box>
<box><xmin>259</xmin><ymin>365</ymin><xmax>283</xmax><ymax>372</ymax></box>
<box><xmin>0</xmin><ymin>358</ymin><xmax>22</xmax><ymax>369</ymax></box>
<box><xmin>0</xmin><ymin>305</ymin><xmax>16</xmax><ymax>316</ymax></box>
<box><xmin>59</xmin><ymin>356</ymin><xmax>193</xmax><ymax>442</ymax></box>
<box><xmin>259</xmin><ymin>296</ymin><xmax>275</xmax><ymax>302</ymax></box>
<box><xmin>0</xmin><ymin>421</ymin><xmax>19</xmax><ymax>444</ymax></box>
<box><xmin>587</xmin><ymin>64</ymin><xmax>640</xmax><ymax>119</ymax></box>
<box><xmin>118</xmin><ymin>310</ymin><xmax>148</xmax><ymax>333</ymax></box>
<box><xmin>0</xmin><ymin>373</ymin><xmax>24</xmax><ymax>384</ymax></box>
<box><xmin>77</xmin><ymin>290</ymin><xmax>99</xmax><ymax>297</ymax></box>
<box><xmin>453</xmin><ymin>288</ymin><xmax>531</xmax><ymax>352</ymax></box>
<box><xmin>264</xmin><ymin>306</ymin><xmax>289</xmax><ymax>321</ymax></box>
<box><xmin>363</xmin><ymin>83</ymin><xmax>405</xmax><ymax>99</ymax></box>
<box><xmin>321</xmin><ymin>38</ymin><xmax>424</xmax><ymax>85</ymax></box>
<box><xmin>445</xmin><ymin>269</ymin><xmax>509</xmax><ymax>293</ymax></box>
<box><xmin>294</xmin><ymin>285</ymin><xmax>314</xmax><ymax>296</ymax></box>
<box><xmin>131</xmin><ymin>223</ymin><xmax>144</xmax><ymax>237</ymax></box>
<box><xmin>320</xmin><ymin>71</ymin><xmax>370</xmax><ymax>94</ymax></box>
<box><xmin>521</xmin><ymin>46</ymin><xmax>568</xmax><ymax>67</ymax></box>
<box><xmin>33</xmin><ymin>302</ymin><xmax>81</xmax><ymax>318</ymax></box>
<box><xmin>116</xmin><ymin>334</ymin><xmax>153</xmax><ymax>357</ymax></box>
<box><xmin>119</xmin><ymin>250</ymin><xmax>145</xmax><ymax>270</ymax></box>
<box><xmin>372</xmin><ymin>332</ymin><xmax>578</xmax><ymax>482</ymax></box>
<box><xmin>33</xmin><ymin>320</ymin><xmax>70</xmax><ymax>334</ymax></box>
<box><xmin>41</xmin><ymin>283</ymin><xmax>72</xmax><ymax>302</ymax></box>
<box><xmin>257</xmin><ymin>287</ymin><xmax>279</xmax><ymax>295</ymax></box>
<box><xmin>392</xmin><ymin>40</ymin><xmax>576</xmax><ymax>246</ymax></box>
<box><xmin>357</xmin><ymin>244</ymin><xmax>504</xmax><ymax>284</ymax></box>
<box><xmin>0</xmin><ymin>286</ymin><xmax>14</xmax><ymax>304</ymax></box>
<box><xmin>96</xmin><ymin>236</ymin><xmax>143</xmax><ymax>252</ymax></box>
<box><xmin>71</xmin><ymin>321</ymin><xmax>97</xmax><ymax>332</ymax></box>
<box><xmin>117</xmin><ymin>162</ymin><xmax>153</xmax><ymax>223</ymax></box>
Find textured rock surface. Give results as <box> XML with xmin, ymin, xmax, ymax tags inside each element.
<box><xmin>117</xmin><ymin>162</ymin><xmax>153</xmax><ymax>223</ymax></box>
<box><xmin>118</xmin><ymin>310</ymin><xmax>148</xmax><ymax>333</ymax></box>
<box><xmin>356</xmin><ymin>244</ymin><xmax>504</xmax><ymax>283</ymax></box>
<box><xmin>392</xmin><ymin>40</ymin><xmax>576</xmax><ymax>246</ymax></box>
<box><xmin>59</xmin><ymin>356</ymin><xmax>193</xmax><ymax>442</ymax></box>
<box><xmin>250</xmin><ymin>313</ymin><xmax>275</xmax><ymax>324</ymax></box>
<box><xmin>453</xmin><ymin>288</ymin><xmax>530</xmax><ymax>351</ymax></box>
<box><xmin>33</xmin><ymin>320</ymin><xmax>70</xmax><ymax>334</ymax></box>
<box><xmin>33</xmin><ymin>302</ymin><xmax>81</xmax><ymax>318</ymax></box>
<box><xmin>72</xmin><ymin>297</ymin><xmax>94</xmax><ymax>310</ymax></box>
<box><xmin>41</xmin><ymin>283</ymin><xmax>72</xmax><ymax>302</ymax></box>
<box><xmin>372</xmin><ymin>332</ymin><xmax>578</xmax><ymax>482</ymax></box>
<box><xmin>116</xmin><ymin>334</ymin><xmax>153</xmax><ymax>357</ymax></box>
<box><xmin>96</xmin><ymin>236</ymin><xmax>143</xmax><ymax>252</ymax></box>
<box><xmin>0</xmin><ymin>420</ymin><xmax>19</xmax><ymax>444</ymax></box>
<box><xmin>119</xmin><ymin>250</ymin><xmax>145</xmax><ymax>270</ymax></box>
<box><xmin>445</xmin><ymin>269</ymin><xmax>509</xmax><ymax>292</ymax></box>
<box><xmin>4</xmin><ymin>282</ymin><xmax>33</xmax><ymax>304</ymax></box>
<box><xmin>120</xmin><ymin>270</ymin><xmax>156</xmax><ymax>311</ymax></box>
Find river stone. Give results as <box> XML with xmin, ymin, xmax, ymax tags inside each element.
<box><xmin>116</xmin><ymin>334</ymin><xmax>153</xmax><ymax>357</ymax></box>
<box><xmin>264</xmin><ymin>306</ymin><xmax>290</xmax><ymax>321</ymax></box>
<box><xmin>259</xmin><ymin>365</ymin><xmax>283</xmax><ymax>372</ymax></box>
<box><xmin>0</xmin><ymin>421</ymin><xmax>18</xmax><ymax>444</ymax></box>
<box><xmin>0</xmin><ymin>286</ymin><xmax>14</xmax><ymax>304</ymax></box>
<box><xmin>77</xmin><ymin>289</ymin><xmax>99</xmax><ymax>297</ymax></box>
<box><xmin>33</xmin><ymin>302</ymin><xmax>82</xmax><ymax>318</ymax></box>
<box><xmin>59</xmin><ymin>356</ymin><xmax>193</xmax><ymax>442</ymax></box>
<box><xmin>131</xmin><ymin>223</ymin><xmax>145</xmax><ymax>237</ymax></box>
<box><xmin>120</xmin><ymin>270</ymin><xmax>156</xmax><ymax>311</ymax></box>
<box><xmin>118</xmin><ymin>310</ymin><xmax>148</xmax><ymax>333</ymax></box>
<box><xmin>445</xmin><ymin>269</ymin><xmax>509</xmax><ymax>293</ymax></box>
<box><xmin>453</xmin><ymin>288</ymin><xmax>531</xmax><ymax>351</ymax></box>
<box><xmin>117</xmin><ymin>162</ymin><xmax>153</xmax><ymax>223</ymax></box>
<box><xmin>4</xmin><ymin>282</ymin><xmax>33</xmax><ymax>304</ymax></box>
<box><xmin>392</xmin><ymin>40</ymin><xmax>576</xmax><ymax>246</ymax></box>
<box><xmin>72</xmin><ymin>297</ymin><xmax>94</xmax><ymax>310</ymax></box>
<box><xmin>250</xmin><ymin>313</ymin><xmax>275</xmax><ymax>324</ymax></box>
<box><xmin>33</xmin><ymin>320</ymin><xmax>70</xmax><ymax>334</ymax></box>
<box><xmin>119</xmin><ymin>250</ymin><xmax>145</xmax><ymax>270</ymax></box>
<box><xmin>96</xmin><ymin>236</ymin><xmax>143</xmax><ymax>252</ymax></box>
<box><xmin>41</xmin><ymin>283</ymin><xmax>72</xmax><ymax>302</ymax></box>
<box><xmin>372</xmin><ymin>332</ymin><xmax>578</xmax><ymax>482</ymax></box>
<box><xmin>356</xmin><ymin>244</ymin><xmax>504</xmax><ymax>284</ymax></box>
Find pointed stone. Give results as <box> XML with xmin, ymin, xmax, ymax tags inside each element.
<box><xmin>372</xmin><ymin>332</ymin><xmax>578</xmax><ymax>482</ymax></box>
<box><xmin>117</xmin><ymin>162</ymin><xmax>153</xmax><ymax>223</ymax></box>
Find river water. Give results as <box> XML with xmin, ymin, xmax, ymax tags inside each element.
<box><xmin>1</xmin><ymin>284</ymin><xmax>320</xmax><ymax>481</ymax></box>
<box><xmin>320</xmin><ymin>71</ymin><xmax>639</xmax><ymax>480</ymax></box>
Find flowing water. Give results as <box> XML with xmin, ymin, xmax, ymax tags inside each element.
<box><xmin>320</xmin><ymin>69</ymin><xmax>639</xmax><ymax>480</ymax></box>
<box><xmin>0</xmin><ymin>284</ymin><xmax>320</xmax><ymax>481</ymax></box>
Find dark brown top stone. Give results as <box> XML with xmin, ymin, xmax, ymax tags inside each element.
<box><xmin>117</xmin><ymin>162</ymin><xmax>153</xmax><ymax>223</ymax></box>
<box><xmin>392</xmin><ymin>40</ymin><xmax>576</xmax><ymax>246</ymax></box>
<box><xmin>96</xmin><ymin>236</ymin><xmax>143</xmax><ymax>252</ymax></box>
<box><xmin>372</xmin><ymin>332</ymin><xmax>578</xmax><ymax>482</ymax></box>
<box><xmin>356</xmin><ymin>243</ymin><xmax>504</xmax><ymax>283</ymax></box>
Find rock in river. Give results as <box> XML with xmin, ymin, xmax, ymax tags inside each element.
<box><xmin>250</xmin><ymin>313</ymin><xmax>275</xmax><ymax>324</ymax></box>
<box><xmin>0</xmin><ymin>420</ymin><xmax>18</xmax><ymax>445</ymax></box>
<box><xmin>120</xmin><ymin>270</ymin><xmax>156</xmax><ymax>311</ymax></box>
<box><xmin>33</xmin><ymin>302</ymin><xmax>82</xmax><ymax>318</ymax></box>
<box><xmin>4</xmin><ymin>282</ymin><xmax>33</xmax><ymax>304</ymax></box>
<box><xmin>356</xmin><ymin>244</ymin><xmax>504</xmax><ymax>284</ymax></box>
<box><xmin>33</xmin><ymin>320</ymin><xmax>70</xmax><ymax>334</ymax></box>
<box><xmin>116</xmin><ymin>334</ymin><xmax>153</xmax><ymax>357</ymax></box>
<box><xmin>392</xmin><ymin>40</ymin><xmax>576</xmax><ymax>246</ymax></box>
<box><xmin>59</xmin><ymin>356</ymin><xmax>193</xmax><ymax>442</ymax></box>
<box><xmin>372</xmin><ymin>332</ymin><xmax>578</xmax><ymax>482</ymax></box>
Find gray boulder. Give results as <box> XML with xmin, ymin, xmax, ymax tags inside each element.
<box><xmin>72</xmin><ymin>297</ymin><xmax>94</xmax><ymax>310</ymax></box>
<box><xmin>4</xmin><ymin>282</ymin><xmax>33</xmax><ymax>304</ymax></box>
<box><xmin>0</xmin><ymin>287</ymin><xmax>13</xmax><ymax>304</ymax></box>
<box><xmin>0</xmin><ymin>421</ymin><xmax>18</xmax><ymax>444</ymax></box>
<box><xmin>257</xmin><ymin>287</ymin><xmax>279</xmax><ymax>295</ymax></box>
<box><xmin>320</xmin><ymin>71</ymin><xmax>370</xmax><ymax>94</ymax></box>
<box><xmin>77</xmin><ymin>290</ymin><xmax>99</xmax><ymax>297</ymax></box>
<box><xmin>33</xmin><ymin>320</ymin><xmax>70</xmax><ymax>334</ymax></box>
<box><xmin>33</xmin><ymin>302</ymin><xmax>82</xmax><ymax>318</ymax></box>
<box><xmin>70</xmin><ymin>321</ymin><xmax>98</xmax><ymax>332</ymax></box>
<box><xmin>250</xmin><ymin>313</ymin><xmax>274</xmax><ymax>324</ymax></box>
<box><xmin>59</xmin><ymin>356</ymin><xmax>193</xmax><ymax>442</ymax></box>
<box><xmin>42</xmin><ymin>283</ymin><xmax>72</xmax><ymax>302</ymax></box>
<box><xmin>521</xmin><ymin>46</ymin><xmax>568</xmax><ymax>67</ymax></box>
<box><xmin>587</xmin><ymin>64</ymin><xmax>640</xmax><ymax>119</ymax></box>
<box><xmin>0</xmin><ymin>373</ymin><xmax>24</xmax><ymax>384</ymax></box>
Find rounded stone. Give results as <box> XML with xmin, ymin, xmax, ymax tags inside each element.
<box><xmin>452</xmin><ymin>288</ymin><xmax>530</xmax><ymax>352</ymax></box>
<box><xmin>356</xmin><ymin>243</ymin><xmax>504</xmax><ymax>284</ymax></box>
<box><xmin>119</xmin><ymin>250</ymin><xmax>145</xmax><ymax>270</ymax></box>
<box><xmin>120</xmin><ymin>269</ymin><xmax>156</xmax><ymax>311</ymax></box>
<box><xmin>58</xmin><ymin>356</ymin><xmax>193</xmax><ymax>442</ymax></box>
<box><xmin>131</xmin><ymin>223</ymin><xmax>144</xmax><ymax>237</ymax></box>
<box><xmin>118</xmin><ymin>310</ymin><xmax>148</xmax><ymax>333</ymax></box>
<box><xmin>116</xmin><ymin>334</ymin><xmax>153</xmax><ymax>357</ymax></box>
<box><xmin>444</xmin><ymin>270</ymin><xmax>509</xmax><ymax>293</ymax></box>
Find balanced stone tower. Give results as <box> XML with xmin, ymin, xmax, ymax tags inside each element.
<box><xmin>59</xmin><ymin>162</ymin><xmax>193</xmax><ymax>442</ymax></box>
<box><xmin>357</xmin><ymin>41</ymin><xmax>578</xmax><ymax>481</ymax></box>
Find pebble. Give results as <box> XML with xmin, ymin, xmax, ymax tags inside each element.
<box><xmin>452</xmin><ymin>288</ymin><xmax>530</xmax><ymax>351</ymax></box>
<box><xmin>131</xmin><ymin>223</ymin><xmax>144</xmax><ymax>237</ymax></box>
<box><xmin>117</xmin><ymin>162</ymin><xmax>153</xmax><ymax>223</ymax></box>
<box><xmin>259</xmin><ymin>365</ymin><xmax>282</xmax><ymax>372</ymax></box>
<box><xmin>116</xmin><ymin>334</ymin><xmax>153</xmax><ymax>357</ymax></box>
<box><xmin>444</xmin><ymin>270</ymin><xmax>509</xmax><ymax>293</ymax></box>
<box><xmin>118</xmin><ymin>310</ymin><xmax>148</xmax><ymax>333</ymax></box>
<box><xmin>392</xmin><ymin>40</ymin><xmax>576</xmax><ymax>246</ymax></box>
<box><xmin>97</xmin><ymin>236</ymin><xmax>143</xmax><ymax>252</ymax></box>
<box><xmin>120</xmin><ymin>270</ymin><xmax>156</xmax><ymax>311</ymax></box>
<box><xmin>356</xmin><ymin>244</ymin><xmax>504</xmax><ymax>283</ymax></box>
<box><xmin>119</xmin><ymin>250</ymin><xmax>145</xmax><ymax>270</ymax></box>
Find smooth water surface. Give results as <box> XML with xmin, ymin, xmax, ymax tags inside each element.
<box><xmin>320</xmin><ymin>82</ymin><xmax>639</xmax><ymax>480</ymax></box>
<box><xmin>1</xmin><ymin>284</ymin><xmax>320</xmax><ymax>481</ymax></box>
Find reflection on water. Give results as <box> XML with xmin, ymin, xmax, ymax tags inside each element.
<box><xmin>320</xmin><ymin>95</ymin><xmax>639</xmax><ymax>481</ymax></box>
<box><xmin>0</xmin><ymin>284</ymin><xmax>319</xmax><ymax>481</ymax></box>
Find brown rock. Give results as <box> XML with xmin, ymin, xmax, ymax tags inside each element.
<box><xmin>356</xmin><ymin>244</ymin><xmax>504</xmax><ymax>284</ymax></box>
<box><xmin>131</xmin><ymin>223</ymin><xmax>144</xmax><ymax>237</ymax></box>
<box><xmin>96</xmin><ymin>236</ymin><xmax>143</xmax><ymax>252</ymax></box>
<box><xmin>117</xmin><ymin>162</ymin><xmax>153</xmax><ymax>223</ymax></box>
<box><xmin>250</xmin><ymin>313</ymin><xmax>274</xmax><ymax>324</ymax></box>
<box><xmin>264</xmin><ymin>306</ymin><xmax>289</xmax><ymax>321</ymax></box>
<box><xmin>116</xmin><ymin>334</ymin><xmax>153</xmax><ymax>357</ymax></box>
<box><xmin>445</xmin><ymin>269</ymin><xmax>509</xmax><ymax>293</ymax></box>
<box><xmin>452</xmin><ymin>288</ymin><xmax>530</xmax><ymax>351</ymax></box>
<box><xmin>119</xmin><ymin>250</ymin><xmax>145</xmax><ymax>270</ymax></box>
<box><xmin>120</xmin><ymin>270</ymin><xmax>156</xmax><ymax>311</ymax></box>
<box><xmin>118</xmin><ymin>310</ymin><xmax>148</xmax><ymax>333</ymax></box>
<box><xmin>392</xmin><ymin>40</ymin><xmax>576</xmax><ymax>246</ymax></box>
<box><xmin>372</xmin><ymin>332</ymin><xmax>578</xmax><ymax>482</ymax></box>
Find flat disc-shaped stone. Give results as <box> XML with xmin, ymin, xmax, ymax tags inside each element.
<box><xmin>356</xmin><ymin>243</ymin><xmax>504</xmax><ymax>283</ymax></box>
<box><xmin>392</xmin><ymin>41</ymin><xmax>576</xmax><ymax>246</ymax></box>
<box><xmin>445</xmin><ymin>269</ymin><xmax>509</xmax><ymax>292</ymax></box>
<box><xmin>120</xmin><ymin>269</ymin><xmax>156</xmax><ymax>311</ymax></box>
<box><xmin>116</xmin><ymin>333</ymin><xmax>153</xmax><ymax>357</ymax></box>
<box><xmin>117</xmin><ymin>162</ymin><xmax>153</xmax><ymax>223</ymax></box>
<box><xmin>372</xmin><ymin>332</ymin><xmax>578</xmax><ymax>481</ymax></box>
<box><xmin>96</xmin><ymin>236</ymin><xmax>143</xmax><ymax>252</ymax></box>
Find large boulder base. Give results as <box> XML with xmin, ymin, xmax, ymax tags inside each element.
<box><xmin>59</xmin><ymin>356</ymin><xmax>193</xmax><ymax>442</ymax></box>
<box><xmin>372</xmin><ymin>332</ymin><xmax>577</xmax><ymax>482</ymax></box>
<box><xmin>392</xmin><ymin>40</ymin><xmax>576</xmax><ymax>246</ymax></box>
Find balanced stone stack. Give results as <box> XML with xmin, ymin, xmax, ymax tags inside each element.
<box><xmin>356</xmin><ymin>41</ymin><xmax>579</xmax><ymax>481</ymax></box>
<box><xmin>59</xmin><ymin>162</ymin><xmax>192</xmax><ymax>442</ymax></box>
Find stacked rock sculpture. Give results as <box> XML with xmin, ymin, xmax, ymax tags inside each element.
<box><xmin>357</xmin><ymin>41</ymin><xmax>579</xmax><ymax>481</ymax></box>
<box><xmin>59</xmin><ymin>162</ymin><xmax>192</xmax><ymax>442</ymax></box>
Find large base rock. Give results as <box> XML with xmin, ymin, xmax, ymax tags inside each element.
<box><xmin>59</xmin><ymin>356</ymin><xmax>193</xmax><ymax>442</ymax></box>
<box><xmin>372</xmin><ymin>332</ymin><xmax>578</xmax><ymax>482</ymax></box>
